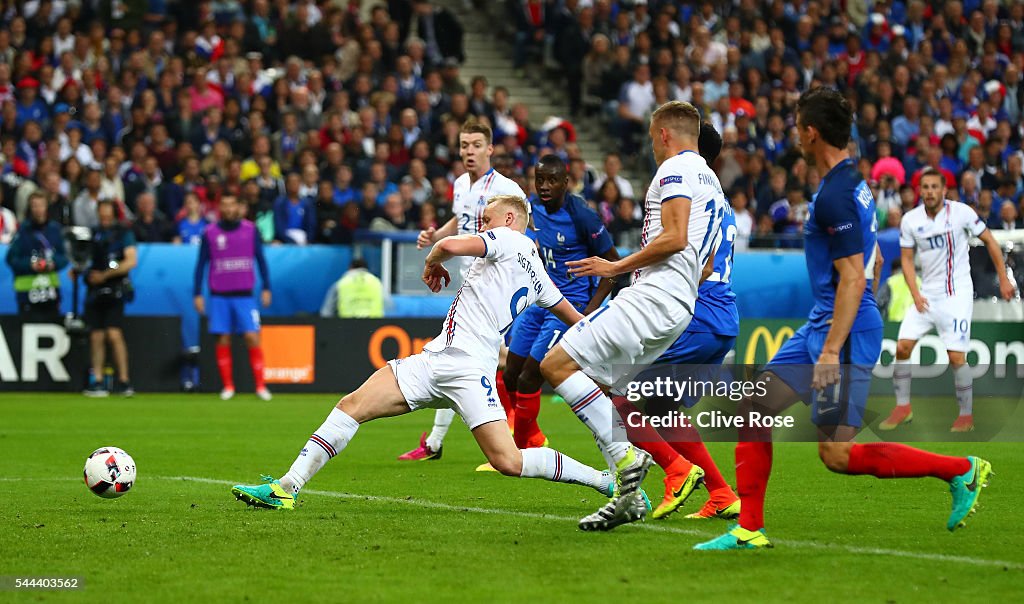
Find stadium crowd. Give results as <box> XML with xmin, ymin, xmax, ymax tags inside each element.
<box><xmin>519</xmin><ymin>0</ymin><xmax>1024</xmax><ymax>249</ymax></box>
<box><xmin>1</xmin><ymin>0</ymin><xmax>1023</xmax><ymax>256</ymax></box>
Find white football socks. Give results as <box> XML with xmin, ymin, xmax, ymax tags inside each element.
<box><xmin>554</xmin><ymin>371</ymin><xmax>630</xmax><ymax>467</ymax></box>
<box><xmin>519</xmin><ymin>447</ymin><xmax>611</xmax><ymax>495</ymax></box>
<box><xmin>953</xmin><ymin>364</ymin><xmax>973</xmax><ymax>416</ymax></box>
<box><xmin>280</xmin><ymin>408</ymin><xmax>359</xmax><ymax>495</ymax></box>
<box><xmin>426</xmin><ymin>408</ymin><xmax>456</xmax><ymax>452</ymax></box>
<box><xmin>893</xmin><ymin>358</ymin><xmax>912</xmax><ymax>407</ymax></box>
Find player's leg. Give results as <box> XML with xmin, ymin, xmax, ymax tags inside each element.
<box><xmin>541</xmin><ymin>343</ymin><xmax>654</xmax><ymax>530</ymax></box>
<box><xmin>821</xmin><ymin>327</ymin><xmax>988</xmax><ymax>530</ymax></box>
<box><xmin>233</xmin><ymin>364</ymin><xmax>411</xmax><ymax>509</ymax></box>
<box><xmin>883</xmin><ymin>304</ymin><xmax>930</xmax><ymax>429</ymax></box>
<box><xmin>513</xmin><ymin>355</ymin><xmax>547</xmax><ymax>448</ymax></box>
<box><xmin>611</xmin><ymin>392</ymin><xmax>704</xmax><ymax>520</ymax></box>
<box><xmin>648</xmin><ymin>332</ymin><xmax>739</xmax><ymax>519</ymax></box>
<box><xmin>881</xmin><ymin>337</ymin><xmax>918</xmax><ymax>429</ymax></box>
<box><xmin>512</xmin><ymin>314</ymin><xmax>565</xmax><ymax>449</ymax></box>
<box><xmin>503</xmin><ymin>307</ymin><xmax>548</xmax><ymax>449</ymax></box>
<box><xmin>693</xmin><ymin>372</ymin><xmax>798</xmax><ymax>549</ymax></box>
<box><xmin>543</xmin><ymin>288</ymin><xmax>697</xmax><ymax>528</ymax></box>
<box><xmin>940</xmin><ymin>297</ymin><xmax>975</xmax><ymax>432</ymax></box>
<box><xmin>540</xmin><ymin>343</ymin><xmax>639</xmax><ymax>477</ymax></box>
<box><xmin>695</xmin><ymin>324</ymin><xmax>819</xmax><ymax>550</ymax></box>
<box><xmin>397</xmin><ymin>411</ymin><xmax>455</xmax><ymax>462</ymax></box>
<box><xmin>470</xmin><ymin>420</ymin><xmax>612</xmax><ymax>496</ymax></box>
<box><xmin>503</xmin><ymin>349</ymin><xmax>527</xmax><ymax>401</ymax></box>
<box><xmin>948</xmin><ymin>350</ymin><xmax>974</xmax><ymax>431</ymax></box>
<box><xmin>439</xmin><ymin>353</ymin><xmax>613</xmax><ymax>496</ymax></box>
<box><xmin>496</xmin><ymin>306</ymin><xmax>549</xmax><ymax>434</ymax></box>
<box><xmin>494</xmin><ymin>345</ymin><xmax>515</xmax><ymax>429</ymax></box>
<box><xmin>821</xmin><ymin>434</ymin><xmax>987</xmax><ymax>531</ymax></box>
<box><xmin>209</xmin><ymin>296</ymin><xmax>236</xmax><ymax>399</ymax></box>
<box><xmin>237</xmin><ymin>296</ymin><xmax>270</xmax><ymax>400</ymax></box>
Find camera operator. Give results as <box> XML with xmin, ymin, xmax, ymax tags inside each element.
<box><xmin>79</xmin><ymin>199</ymin><xmax>137</xmax><ymax>397</ymax></box>
<box><xmin>5</xmin><ymin>192</ymin><xmax>69</xmax><ymax>322</ymax></box>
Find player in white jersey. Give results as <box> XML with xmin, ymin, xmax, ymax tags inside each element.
<box><xmin>230</xmin><ymin>196</ymin><xmax>618</xmax><ymax>510</ymax></box>
<box><xmin>399</xmin><ymin>119</ymin><xmax>528</xmax><ymax>462</ymax></box>
<box><xmin>881</xmin><ymin>168</ymin><xmax>1015</xmax><ymax>433</ymax></box>
<box><xmin>539</xmin><ymin>101</ymin><xmax>725</xmax><ymax>530</ymax></box>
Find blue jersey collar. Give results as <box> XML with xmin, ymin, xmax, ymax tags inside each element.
<box><xmin>822</xmin><ymin>157</ymin><xmax>855</xmax><ymax>182</ymax></box>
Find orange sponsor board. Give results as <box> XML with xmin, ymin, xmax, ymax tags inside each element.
<box><xmin>367</xmin><ymin>325</ymin><xmax>432</xmax><ymax>368</ymax></box>
<box><xmin>261</xmin><ymin>325</ymin><xmax>315</xmax><ymax>384</ymax></box>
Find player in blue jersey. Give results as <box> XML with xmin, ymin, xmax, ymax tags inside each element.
<box><xmin>610</xmin><ymin>122</ymin><xmax>740</xmax><ymax>521</ymax></box>
<box><xmin>504</xmin><ymin>155</ymin><xmax>620</xmax><ymax>453</ymax></box>
<box><xmin>696</xmin><ymin>87</ymin><xmax>991</xmax><ymax>551</ymax></box>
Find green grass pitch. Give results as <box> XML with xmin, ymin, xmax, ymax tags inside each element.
<box><xmin>3</xmin><ymin>392</ymin><xmax>1022</xmax><ymax>602</ymax></box>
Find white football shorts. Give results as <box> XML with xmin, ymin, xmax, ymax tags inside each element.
<box><xmin>559</xmin><ymin>281</ymin><xmax>695</xmax><ymax>389</ymax></box>
<box><xmin>897</xmin><ymin>293</ymin><xmax>973</xmax><ymax>352</ymax></box>
<box><xmin>388</xmin><ymin>348</ymin><xmax>505</xmax><ymax>430</ymax></box>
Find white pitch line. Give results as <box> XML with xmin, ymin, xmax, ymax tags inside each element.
<box><xmin>14</xmin><ymin>476</ymin><xmax>1020</xmax><ymax>569</ymax></box>
<box><xmin>156</xmin><ymin>475</ymin><xmax>1023</xmax><ymax>570</ymax></box>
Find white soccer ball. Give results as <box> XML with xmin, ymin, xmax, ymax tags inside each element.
<box><xmin>83</xmin><ymin>447</ymin><xmax>137</xmax><ymax>498</ymax></box>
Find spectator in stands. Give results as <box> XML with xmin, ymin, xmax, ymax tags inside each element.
<box><xmin>555</xmin><ymin>4</ymin><xmax>593</xmax><ymax>116</ymax></box>
<box><xmin>82</xmin><ymin>200</ymin><xmax>137</xmax><ymax>398</ymax></box>
<box><xmin>369</xmin><ymin>192</ymin><xmax>412</xmax><ymax>232</ymax></box>
<box><xmin>513</xmin><ymin>0</ymin><xmax>547</xmax><ymax>71</ymax></box>
<box><xmin>314</xmin><ymin>180</ymin><xmax>341</xmax><ymax>244</ymax></box>
<box><xmin>408</xmin><ymin>0</ymin><xmax>464</xmax><ymax>67</ymax></box>
<box><xmin>615</xmin><ymin>63</ymin><xmax>654</xmax><ymax>156</ymax></box>
<box><xmin>177</xmin><ymin>192</ymin><xmax>208</xmax><ymax>246</ymax></box>
<box><xmin>71</xmin><ymin>166</ymin><xmax>105</xmax><ymax>228</ymax></box>
<box><xmin>319</xmin><ymin>258</ymin><xmax>384</xmax><ymax>319</ymax></box>
<box><xmin>99</xmin><ymin>157</ymin><xmax>126</xmax><ymax>210</ymax></box>
<box><xmin>995</xmin><ymin>200</ymin><xmax>1023</xmax><ymax>230</ymax></box>
<box><xmin>607</xmin><ymin>197</ymin><xmax>641</xmax><ymax>249</ymax></box>
<box><xmin>594</xmin><ymin>177</ymin><xmax>622</xmax><ymax>225</ymax></box>
<box><xmin>731</xmin><ymin>190</ymin><xmax>754</xmax><ymax>253</ymax></box>
<box><xmin>331</xmin><ymin>164</ymin><xmax>358</xmax><ymax>206</ymax></box>
<box><xmin>273</xmin><ymin>172</ymin><xmax>315</xmax><ymax>245</ymax></box>
<box><xmin>592</xmin><ymin>152</ymin><xmax>634</xmax><ymax>200</ymax></box>
<box><xmin>132</xmin><ymin>192</ymin><xmax>175</xmax><ymax>243</ymax></box>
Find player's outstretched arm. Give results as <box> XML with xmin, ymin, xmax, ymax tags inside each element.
<box><xmin>977</xmin><ymin>229</ymin><xmax>1017</xmax><ymax>300</ymax></box>
<box><xmin>568</xmin><ymin>197</ymin><xmax>691</xmax><ymax>278</ymax></box>
<box><xmin>548</xmin><ymin>297</ymin><xmax>585</xmax><ymax>327</ymax></box>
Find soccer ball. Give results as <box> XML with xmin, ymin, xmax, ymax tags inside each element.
<box><xmin>83</xmin><ymin>447</ymin><xmax>136</xmax><ymax>498</ymax></box>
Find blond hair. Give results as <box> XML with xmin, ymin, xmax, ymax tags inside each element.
<box><xmin>487</xmin><ymin>194</ymin><xmax>530</xmax><ymax>228</ymax></box>
<box><xmin>651</xmin><ymin>100</ymin><xmax>701</xmax><ymax>139</ymax></box>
